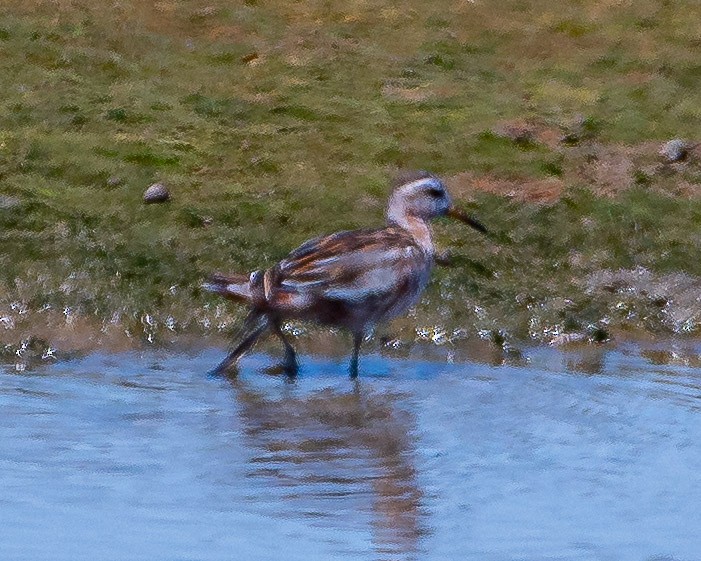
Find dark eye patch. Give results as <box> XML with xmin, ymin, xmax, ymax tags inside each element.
<box><xmin>427</xmin><ymin>187</ymin><xmax>444</xmax><ymax>197</ymax></box>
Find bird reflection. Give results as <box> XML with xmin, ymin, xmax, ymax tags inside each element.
<box><xmin>565</xmin><ymin>346</ymin><xmax>607</xmax><ymax>375</ymax></box>
<box><xmin>225</xmin><ymin>374</ymin><xmax>428</xmax><ymax>559</ymax></box>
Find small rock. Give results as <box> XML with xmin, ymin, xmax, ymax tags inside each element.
<box><xmin>106</xmin><ymin>176</ymin><xmax>122</xmax><ymax>187</ymax></box>
<box><xmin>549</xmin><ymin>332</ymin><xmax>586</xmax><ymax>346</ymax></box>
<box><xmin>143</xmin><ymin>183</ymin><xmax>170</xmax><ymax>204</ymax></box>
<box><xmin>660</xmin><ymin>139</ymin><xmax>688</xmax><ymax>162</ymax></box>
<box><xmin>0</xmin><ymin>195</ymin><xmax>21</xmax><ymax>210</ymax></box>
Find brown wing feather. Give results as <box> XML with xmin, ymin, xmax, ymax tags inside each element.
<box><xmin>274</xmin><ymin>227</ymin><xmax>429</xmax><ymax>302</ymax></box>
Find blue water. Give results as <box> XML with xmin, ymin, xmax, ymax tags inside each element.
<box><xmin>1</xmin><ymin>345</ymin><xmax>700</xmax><ymax>561</ymax></box>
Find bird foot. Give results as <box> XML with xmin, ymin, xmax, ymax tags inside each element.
<box><xmin>264</xmin><ymin>350</ymin><xmax>298</xmax><ymax>377</ymax></box>
<box><xmin>208</xmin><ymin>359</ymin><xmax>240</xmax><ymax>378</ymax></box>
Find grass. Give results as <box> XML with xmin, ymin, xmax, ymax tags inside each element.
<box><xmin>3</xmin><ymin>0</ymin><xmax>701</xmax><ymax>359</ymax></box>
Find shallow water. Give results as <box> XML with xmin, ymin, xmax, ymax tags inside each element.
<box><xmin>1</xmin><ymin>344</ymin><xmax>700</xmax><ymax>561</ymax></box>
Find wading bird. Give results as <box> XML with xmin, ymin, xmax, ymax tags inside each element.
<box><xmin>204</xmin><ymin>172</ymin><xmax>487</xmax><ymax>377</ymax></box>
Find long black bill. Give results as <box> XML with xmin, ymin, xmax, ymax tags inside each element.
<box><xmin>447</xmin><ymin>207</ymin><xmax>488</xmax><ymax>234</ymax></box>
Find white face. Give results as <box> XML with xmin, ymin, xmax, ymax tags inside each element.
<box><xmin>394</xmin><ymin>176</ymin><xmax>452</xmax><ymax>220</ymax></box>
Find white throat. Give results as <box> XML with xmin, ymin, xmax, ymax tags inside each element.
<box><xmin>387</xmin><ymin>211</ymin><xmax>435</xmax><ymax>254</ymax></box>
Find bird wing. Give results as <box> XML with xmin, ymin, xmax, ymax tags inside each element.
<box><xmin>275</xmin><ymin>227</ymin><xmax>427</xmax><ymax>301</ymax></box>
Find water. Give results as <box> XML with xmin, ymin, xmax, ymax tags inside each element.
<box><xmin>1</xmin><ymin>344</ymin><xmax>700</xmax><ymax>561</ymax></box>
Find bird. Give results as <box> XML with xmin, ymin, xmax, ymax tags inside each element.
<box><xmin>203</xmin><ymin>171</ymin><xmax>488</xmax><ymax>377</ymax></box>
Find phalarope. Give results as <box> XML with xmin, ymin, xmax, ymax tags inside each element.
<box><xmin>204</xmin><ymin>171</ymin><xmax>487</xmax><ymax>377</ymax></box>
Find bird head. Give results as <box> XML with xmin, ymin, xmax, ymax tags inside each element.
<box><xmin>387</xmin><ymin>171</ymin><xmax>487</xmax><ymax>233</ymax></box>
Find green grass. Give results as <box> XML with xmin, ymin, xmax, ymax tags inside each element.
<box><xmin>3</xmin><ymin>0</ymin><xmax>701</xmax><ymax>356</ymax></box>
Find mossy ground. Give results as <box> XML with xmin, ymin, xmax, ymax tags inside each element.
<box><xmin>3</xmin><ymin>0</ymin><xmax>701</xmax><ymax>361</ymax></box>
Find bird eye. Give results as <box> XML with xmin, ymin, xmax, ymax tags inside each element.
<box><xmin>427</xmin><ymin>187</ymin><xmax>444</xmax><ymax>198</ymax></box>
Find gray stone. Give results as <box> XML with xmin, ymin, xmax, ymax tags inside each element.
<box><xmin>0</xmin><ymin>195</ymin><xmax>21</xmax><ymax>209</ymax></box>
<box><xmin>143</xmin><ymin>182</ymin><xmax>170</xmax><ymax>204</ymax></box>
<box><xmin>106</xmin><ymin>176</ymin><xmax>122</xmax><ymax>187</ymax></box>
<box><xmin>660</xmin><ymin>139</ymin><xmax>688</xmax><ymax>162</ymax></box>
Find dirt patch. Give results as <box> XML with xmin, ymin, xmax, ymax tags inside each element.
<box><xmin>450</xmin><ymin>137</ymin><xmax>701</xmax><ymax>203</ymax></box>
<box><xmin>447</xmin><ymin>172</ymin><xmax>565</xmax><ymax>203</ymax></box>
<box><xmin>562</xmin><ymin>141</ymin><xmax>661</xmax><ymax>197</ymax></box>
<box><xmin>491</xmin><ymin>119</ymin><xmax>564</xmax><ymax>150</ymax></box>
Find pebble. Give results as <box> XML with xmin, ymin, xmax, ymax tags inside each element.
<box><xmin>0</xmin><ymin>195</ymin><xmax>20</xmax><ymax>209</ymax></box>
<box><xmin>660</xmin><ymin>139</ymin><xmax>688</xmax><ymax>162</ymax></box>
<box><xmin>143</xmin><ymin>182</ymin><xmax>170</xmax><ymax>204</ymax></box>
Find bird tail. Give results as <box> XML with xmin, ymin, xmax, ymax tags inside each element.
<box><xmin>202</xmin><ymin>272</ymin><xmax>253</xmax><ymax>303</ymax></box>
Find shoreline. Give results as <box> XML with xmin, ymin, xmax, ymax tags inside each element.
<box><xmin>4</xmin><ymin>306</ymin><xmax>701</xmax><ymax>372</ymax></box>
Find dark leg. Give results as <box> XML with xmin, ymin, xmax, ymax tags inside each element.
<box><xmin>210</xmin><ymin>311</ymin><xmax>269</xmax><ymax>376</ymax></box>
<box><xmin>272</xmin><ymin>320</ymin><xmax>298</xmax><ymax>376</ymax></box>
<box><xmin>349</xmin><ymin>331</ymin><xmax>363</xmax><ymax>379</ymax></box>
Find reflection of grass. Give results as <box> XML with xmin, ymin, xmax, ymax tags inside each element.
<box><xmin>3</xmin><ymin>0</ymin><xmax>701</xmax><ymax>353</ymax></box>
